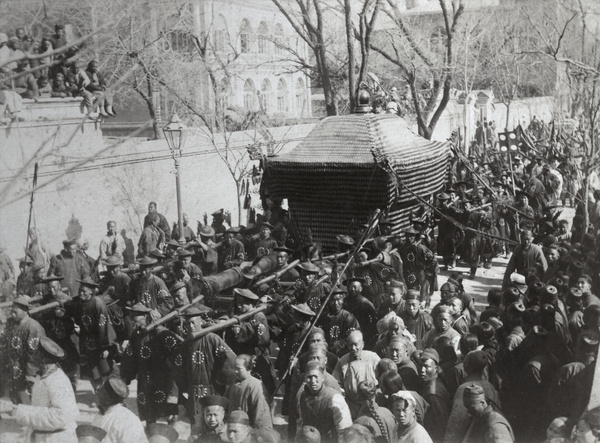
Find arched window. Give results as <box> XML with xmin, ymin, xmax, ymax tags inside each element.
<box><xmin>218</xmin><ymin>77</ymin><xmax>233</xmax><ymax>109</ymax></box>
<box><xmin>295</xmin><ymin>77</ymin><xmax>306</xmax><ymax>115</ymax></box>
<box><xmin>274</xmin><ymin>23</ymin><xmax>285</xmax><ymax>55</ymax></box>
<box><xmin>260</xmin><ymin>79</ymin><xmax>272</xmax><ymax>113</ymax></box>
<box><xmin>244</xmin><ymin>79</ymin><xmax>256</xmax><ymax>110</ymax></box>
<box><xmin>277</xmin><ymin>78</ymin><xmax>288</xmax><ymax>112</ymax></box>
<box><xmin>257</xmin><ymin>22</ymin><xmax>269</xmax><ymax>54</ymax></box>
<box><xmin>214</xmin><ymin>15</ymin><xmax>230</xmax><ymax>52</ymax></box>
<box><xmin>240</xmin><ymin>19</ymin><xmax>253</xmax><ymax>53</ymax></box>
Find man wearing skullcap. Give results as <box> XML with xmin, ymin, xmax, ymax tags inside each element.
<box><xmin>48</xmin><ymin>239</ymin><xmax>89</xmax><ymax>297</ymax></box>
<box><xmin>462</xmin><ymin>384</ymin><xmax>514</xmax><ymax>442</ymax></box>
<box><xmin>417</xmin><ymin>348</ymin><xmax>451</xmax><ymax>442</ymax></box>
<box><xmin>445</xmin><ymin>350</ymin><xmax>500</xmax><ymax>442</ymax></box>
<box><xmin>0</xmin><ymin>337</ymin><xmax>79</xmax><ymax>442</ymax></box>
<box><xmin>297</xmin><ymin>425</ymin><xmax>321</xmax><ymax>443</ymax></box>
<box><xmin>298</xmin><ymin>360</ymin><xmax>352</xmax><ymax>442</ymax></box>
<box><xmin>376</xmin><ymin>279</ymin><xmax>407</xmax><ymax>319</ymax></box>
<box><xmin>194</xmin><ymin>395</ymin><xmax>229</xmax><ymax>442</ymax></box>
<box><xmin>226</xmin><ymin>410</ymin><xmax>252</xmax><ymax>443</ymax></box>
<box><xmin>91</xmin><ymin>375</ymin><xmax>148</xmax><ymax>443</ymax></box>
<box><xmin>391</xmin><ymin>390</ymin><xmax>433</xmax><ymax>442</ymax></box>
<box><xmin>0</xmin><ymin>295</ymin><xmax>46</xmax><ymax>404</ymax></box>
<box><xmin>400</xmin><ymin>289</ymin><xmax>433</xmax><ymax>350</ymax></box>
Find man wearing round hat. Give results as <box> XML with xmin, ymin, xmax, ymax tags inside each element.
<box><xmin>461</xmin><ymin>384</ymin><xmax>514</xmax><ymax>442</ymax></box>
<box><xmin>133</xmin><ymin>256</ymin><xmax>174</xmax><ymax>318</ymax></box>
<box><xmin>343</xmin><ymin>277</ymin><xmax>377</xmax><ymax>349</ymax></box>
<box><xmin>120</xmin><ymin>303</ymin><xmax>181</xmax><ymax>424</ymax></box>
<box><xmin>91</xmin><ymin>374</ymin><xmax>148</xmax><ymax>443</ymax></box>
<box><xmin>172</xmin><ymin>306</ymin><xmax>236</xmax><ymax>426</ymax></box>
<box><xmin>36</xmin><ymin>274</ymin><xmax>80</xmax><ymax>389</ymax></box>
<box><xmin>210</xmin><ymin>209</ymin><xmax>229</xmax><ymax>237</ymax></box>
<box><xmin>1</xmin><ymin>295</ymin><xmax>46</xmax><ymax>404</ymax></box>
<box><xmin>217</xmin><ymin>227</ymin><xmax>246</xmax><ymax>272</ymax></box>
<box><xmin>295</xmin><ymin>261</ymin><xmax>327</xmax><ymax>314</ymax></box>
<box><xmin>227</xmin><ymin>410</ymin><xmax>252</xmax><ymax>443</ymax></box>
<box><xmin>171</xmin><ymin>248</ymin><xmax>203</xmax><ymax>285</ymax></box>
<box><xmin>71</xmin><ymin>277</ymin><xmax>117</xmax><ymax>391</ymax></box>
<box><xmin>29</xmin><ymin>262</ymin><xmax>49</xmax><ymax>298</ymax></box>
<box><xmin>193</xmin><ymin>225</ymin><xmax>219</xmax><ymax>275</ymax></box>
<box><xmin>437</xmin><ymin>191</ymin><xmax>466</xmax><ymax>271</ymax></box>
<box><xmin>225</xmin><ymin>288</ymin><xmax>276</xmax><ymax>397</ymax></box>
<box><xmin>98</xmin><ymin>255</ymin><xmax>131</xmax><ymax>309</ymax></box>
<box><xmin>400</xmin><ymin>227</ymin><xmax>437</xmax><ymax>308</ymax></box>
<box><xmin>0</xmin><ymin>337</ymin><xmax>79</xmax><ymax>442</ymax></box>
<box><xmin>48</xmin><ymin>239</ymin><xmax>89</xmax><ymax>298</ymax></box>
<box><xmin>248</xmin><ymin>222</ymin><xmax>279</xmax><ymax>260</ymax></box>
<box><xmin>15</xmin><ymin>255</ymin><xmax>36</xmax><ymax>296</ymax></box>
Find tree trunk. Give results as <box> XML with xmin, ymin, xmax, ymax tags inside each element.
<box><xmin>344</xmin><ymin>0</ymin><xmax>356</xmax><ymax>112</ymax></box>
<box><xmin>236</xmin><ymin>181</ymin><xmax>244</xmax><ymax>226</ymax></box>
<box><xmin>582</xmin><ymin>171</ymin><xmax>589</xmax><ymax>243</ymax></box>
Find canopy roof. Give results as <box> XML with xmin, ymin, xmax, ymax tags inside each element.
<box><xmin>263</xmin><ymin>113</ymin><xmax>450</xmax><ymax>251</ymax></box>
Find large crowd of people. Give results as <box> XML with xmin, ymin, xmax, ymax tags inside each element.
<box><xmin>0</xmin><ymin>120</ymin><xmax>599</xmax><ymax>443</ymax></box>
<box><xmin>0</xmin><ymin>25</ymin><xmax>115</xmax><ymax>122</ymax></box>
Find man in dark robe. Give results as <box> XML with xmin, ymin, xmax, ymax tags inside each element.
<box><xmin>173</xmin><ymin>307</ymin><xmax>237</xmax><ymax>425</ymax></box>
<box><xmin>120</xmin><ymin>303</ymin><xmax>181</xmax><ymax>423</ymax></box>
<box><xmin>131</xmin><ymin>256</ymin><xmax>173</xmax><ymax>318</ymax></box>
<box><xmin>343</xmin><ymin>277</ymin><xmax>377</xmax><ymax>350</ymax></box>
<box><xmin>318</xmin><ymin>288</ymin><xmax>360</xmax><ymax>357</ymax></box>
<box><xmin>71</xmin><ymin>277</ymin><xmax>117</xmax><ymax>391</ymax></box>
<box><xmin>0</xmin><ymin>295</ymin><xmax>46</xmax><ymax>404</ymax></box>
<box><xmin>143</xmin><ymin>201</ymin><xmax>171</xmax><ymax>242</ymax></box>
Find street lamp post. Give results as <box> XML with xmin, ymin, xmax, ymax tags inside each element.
<box><xmin>163</xmin><ymin>113</ymin><xmax>187</xmax><ymax>245</ymax></box>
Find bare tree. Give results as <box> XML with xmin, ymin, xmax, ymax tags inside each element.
<box><xmin>520</xmin><ymin>0</ymin><xmax>600</xmax><ymax>239</ymax></box>
<box><xmin>368</xmin><ymin>0</ymin><xmax>465</xmax><ymax>139</ymax></box>
<box><xmin>271</xmin><ymin>0</ymin><xmax>341</xmax><ymax>116</ymax></box>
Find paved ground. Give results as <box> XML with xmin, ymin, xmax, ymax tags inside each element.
<box><xmin>0</xmin><ymin>207</ymin><xmax>574</xmax><ymax>442</ymax></box>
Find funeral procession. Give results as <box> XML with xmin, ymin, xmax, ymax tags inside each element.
<box><xmin>1</xmin><ymin>0</ymin><xmax>600</xmax><ymax>442</ymax></box>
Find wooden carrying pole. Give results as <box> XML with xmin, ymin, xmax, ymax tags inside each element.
<box><xmin>29</xmin><ymin>301</ymin><xmax>60</xmax><ymax>316</ymax></box>
<box><xmin>269</xmin><ymin>209</ymin><xmax>383</xmax><ymax>401</ymax></box>
<box><xmin>186</xmin><ymin>304</ymin><xmax>269</xmax><ymax>342</ymax></box>
<box><xmin>143</xmin><ymin>295</ymin><xmax>204</xmax><ymax>333</ymax></box>
<box><xmin>253</xmin><ymin>260</ymin><xmax>300</xmax><ymax>287</ymax></box>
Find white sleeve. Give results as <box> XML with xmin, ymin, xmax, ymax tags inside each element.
<box><xmin>331</xmin><ymin>393</ymin><xmax>353</xmax><ymax>432</ymax></box>
<box><xmin>15</xmin><ymin>377</ymin><xmax>78</xmax><ymax>431</ymax></box>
